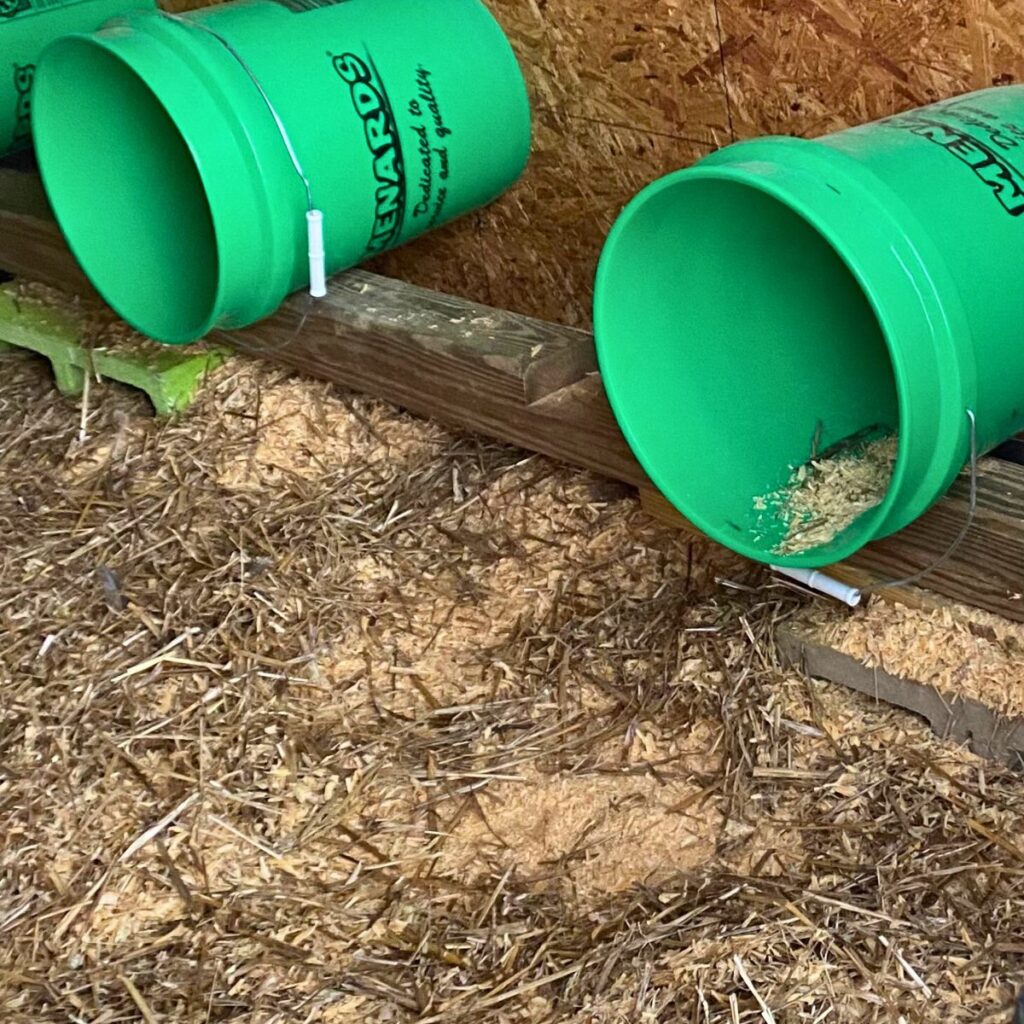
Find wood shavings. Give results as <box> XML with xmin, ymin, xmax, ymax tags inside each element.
<box><xmin>758</xmin><ymin>434</ymin><xmax>898</xmax><ymax>554</ymax></box>
<box><xmin>215</xmin><ymin>376</ymin><xmax>446</xmax><ymax>490</ymax></box>
<box><xmin>2</xmin><ymin>286</ymin><xmax>1023</xmax><ymax>1021</ymax></box>
<box><xmin>443</xmin><ymin>770</ymin><xmax>716</xmax><ymax>897</ymax></box>
<box><xmin>440</xmin><ymin>729</ymin><xmax>723</xmax><ymax>897</ymax></box>
<box><xmin>810</xmin><ymin>596</ymin><xmax>1024</xmax><ymax>721</ymax></box>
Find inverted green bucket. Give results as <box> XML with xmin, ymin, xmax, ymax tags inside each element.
<box><xmin>31</xmin><ymin>0</ymin><xmax>531</xmax><ymax>344</ymax></box>
<box><xmin>595</xmin><ymin>87</ymin><xmax>1024</xmax><ymax>568</ymax></box>
<box><xmin>0</xmin><ymin>0</ymin><xmax>154</xmax><ymax>156</ymax></box>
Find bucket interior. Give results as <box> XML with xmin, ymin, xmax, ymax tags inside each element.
<box><xmin>33</xmin><ymin>38</ymin><xmax>218</xmax><ymax>342</ymax></box>
<box><xmin>596</xmin><ymin>175</ymin><xmax>900</xmax><ymax>560</ymax></box>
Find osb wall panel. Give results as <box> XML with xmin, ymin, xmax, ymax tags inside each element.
<box><xmin>371</xmin><ymin>1</ymin><xmax>731</xmax><ymax>327</ymax></box>
<box><xmin>717</xmin><ymin>0</ymin><xmax>1022</xmax><ymax>139</ymax></box>
<box><xmin>171</xmin><ymin>0</ymin><xmax>1022</xmax><ymax>327</ymax></box>
<box><xmin>378</xmin><ymin>0</ymin><xmax>1024</xmax><ymax>327</ymax></box>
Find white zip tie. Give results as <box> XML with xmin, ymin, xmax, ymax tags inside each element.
<box><xmin>306</xmin><ymin>209</ymin><xmax>327</xmax><ymax>298</ymax></box>
<box><xmin>772</xmin><ymin>566</ymin><xmax>862</xmax><ymax>608</ymax></box>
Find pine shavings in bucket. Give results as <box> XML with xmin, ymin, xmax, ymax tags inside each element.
<box><xmin>757</xmin><ymin>434</ymin><xmax>899</xmax><ymax>555</ymax></box>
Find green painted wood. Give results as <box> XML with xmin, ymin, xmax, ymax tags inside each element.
<box><xmin>0</xmin><ymin>287</ymin><xmax>229</xmax><ymax>414</ymax></box>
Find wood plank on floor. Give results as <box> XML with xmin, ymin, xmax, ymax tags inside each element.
<box><xmin>778</xmin><ymin>629</ymin><xmax>1024</xmax><ymax>766</ymax></box>
<box><xmin>3</xmin><ymin>159</ymin><xmax>1024</xmax><ymax>621</ymax></box>
<box><xmin>0</xmin><ymin>162</ymin><xmax>95</xmax><ymax>298</ymax></box>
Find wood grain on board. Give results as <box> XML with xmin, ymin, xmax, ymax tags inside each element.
<box><xmin>221</xmin><ymin>278</ymin><xmax>645</xmax><ymax>486</ymax></box>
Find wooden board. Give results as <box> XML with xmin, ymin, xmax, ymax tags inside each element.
<box><xmin>0</xmin><ymin>164</ymin><xmax>95</xmax><ymax>298</ymax></box>
<box><xmin>223</xmin><ymin>287</ymin><xmax>644</xmax><ymax>487</ymax></box>
<box><xmin>778</xmin><ymin>629</ymin><xmax>1024</xmax><ymax>767</ymax></box>
<box><xmin>3</xmin><ymin>160</ymin><xmax>1024</xmax><ymax>624</ymax></box>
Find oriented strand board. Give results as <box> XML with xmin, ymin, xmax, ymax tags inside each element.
<box><xmin>372</xmin><ymin>1</ymin><xmax>731</xmax><ymax>326</ymax></box>
<box><xmin>383</xmin><ymin>0</ymin><xmax>1024</xmax><ymax>324</ymax></box>
<box><xmin>716</xmin><ymin>0</ymin><xmax>1024</xmax><ymax>139</ymax></box>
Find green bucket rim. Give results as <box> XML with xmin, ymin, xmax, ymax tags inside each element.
<box><xmin>595</xmin><ymin>139</ymin><xmax>974</xmax><ymax>567</ymax></box>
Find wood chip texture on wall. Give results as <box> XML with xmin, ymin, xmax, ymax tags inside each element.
<box><xmin>168</xmin><ymin>0</ymin><xmax>1020</xmax><ymax>326</ymax></box>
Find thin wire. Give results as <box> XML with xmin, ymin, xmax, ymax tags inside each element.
<box><xmin>159</xmin><ymin>11</ymin><xmax>315</xmax><ymax>212</ymax></box>
<box><xmin>712</xmin><ymin>0</ymin><xmax>737</xmax><ymax>143</ymax></box>
<box><xmin>223</xmin><ymin>295</ymin><xmax>315</xmax><ymax>357</ymax></box>
<box><xmin>860</xmin><ymin>409</ymin><xmax>978</xmax><ymax>593</ymax></box>
<box><xmin>159</xmin><ymin>11</ymin><xmax>319</xmax><ymax>348</ymax></box>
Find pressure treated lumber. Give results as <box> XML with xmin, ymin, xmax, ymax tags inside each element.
<box><xmin>219</xmin><ymin>276</ymin><xmax>642</xmax><ymax>485</ymax></box>
<box><xmin>2</xmin><ymin>158</ymin><xmax>1024</xmax><ymax>622</ymax></box>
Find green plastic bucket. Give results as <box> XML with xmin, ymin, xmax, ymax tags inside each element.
<box><xmin>595</xmin><ymin>87</ymin><xmax>1024</xmax><ymax>568</ymax></box>
<box><xmin>0</xmin><ymin>0</ymin><xmax>154</xmax><ymax>156</ymax></box>
<box><xmin>31</xmin><ymin>0</ymin><xmax>530</xmax><ymax>343</ymax></box>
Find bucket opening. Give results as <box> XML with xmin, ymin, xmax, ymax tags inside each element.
<box><xmin>34</xmin><ymin>37</ymin><xmax>218</xmax><ymax>343</ymax></box>
<box><xmin>596</xmin><ymin>172</ymin><xmax>902</xmax><ymax>563</ymax></box>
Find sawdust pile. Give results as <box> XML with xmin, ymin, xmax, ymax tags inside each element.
<box><xmin>3</xmin><ymin>347</ymin><xmax>1024</xmax><ymax>1022</ymax></box>
<box><xmin>811</xmin><ymin>597</ymin><xmax>1024</xmax><ymax>721</ymax></box>
<box><xmin>215</xmin><ymin>377</ymin><xmax>448</xmax><ymax>490</ymax></box>
<box><xmin>441</xmin><ymin>725</ymin><xmax>723</xmax><ymax>898</ymax></box>
<box><xmin>758</xmin><ymin>434</ymin><xmax>898</xmax><ymax>555</ymax></box>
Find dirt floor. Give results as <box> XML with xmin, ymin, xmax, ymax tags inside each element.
<box><xmin>2</xmin><ymin>350</ymin><xmax>1024</xmax><ymax>1023</ymax></box>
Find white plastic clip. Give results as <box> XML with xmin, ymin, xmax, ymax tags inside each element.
<box><xmin>307</xmin><ymin>209</ymin><xmax>327</xmax><ymax>298</ymax></box>
<box><xmin>771</xmin><ymin>566</ymin><xmax>862</xmax><ymax>608</ymax></box>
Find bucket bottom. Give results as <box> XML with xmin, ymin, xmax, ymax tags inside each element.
<box><xmin>595</xmin><ymin>174</ymin><xmax>901</xmax><ymax>563</ymax></box>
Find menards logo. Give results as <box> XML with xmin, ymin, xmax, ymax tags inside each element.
<box><xmin>330</xmin><ymin>50</ymin><xmax>406</xmax><ymax>256</ymax></box>
<box><xmin>13</xmin><ymin>63</ymin><xmax>34</xmax><ymax>142</ymax></box>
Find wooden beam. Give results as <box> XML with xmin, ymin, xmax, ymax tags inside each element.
<box><xmin>3</xmin><ymin>158</ymin><xmax>1024</xmax><ymax>621</ymax></box>
<box><xmin>0</xmin><ymin>161</ymin><xmax>96</xmax><ymax>297</ymax></box>
<box><xmin>219</xmin><ymin>276</ymin><xmax>642</xmax><ymax>485</ymax></box>
<box><xmin>224</xmin><ymin>271</ymin><xmax>600</xmax><ymax>406</ymax></box>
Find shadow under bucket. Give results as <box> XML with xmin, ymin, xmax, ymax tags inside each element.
<box><xmin>597</xmin><ymin>88</ymin><xmax>1024</xmax><ymax>567</ymax></box>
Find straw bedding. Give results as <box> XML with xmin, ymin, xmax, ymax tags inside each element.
<box><xmin>3</xmin><ymin>326</ymin><xmax>1024</xmax><ymax>1021</ymax></box>
<box><xmin>756</xmin><ymin>435</ymin><xmax>899</xmax><ymax>556</ymax></box>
